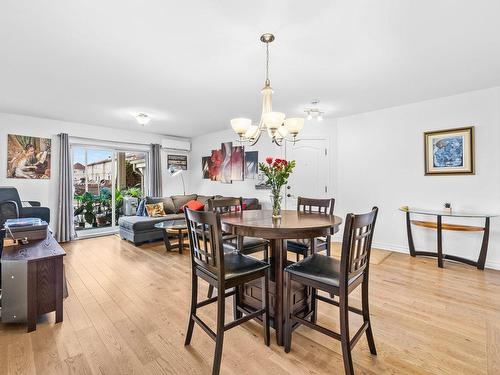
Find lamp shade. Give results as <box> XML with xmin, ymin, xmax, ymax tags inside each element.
<box><xmin>284</xmin><ymin>117</ymin><xmax>304</xmax><ymax>135</ymax></box>
<box><xmin>277</xmin><ymin>125</ymin><xmax>289</xmax><ymax>138</ymax></box>
<box><xmin>262</xmin><ymin>112</ymin><xmax>285</xmax><ymax>130</ymax></box>
<box><xmin>231</xmin><ymin>118</ymin><xmax>251</xmax><ymax>134</ymax></box>
<box><xmin>244</xmin><ymin>124</ymin><xmax>259</xmax><ymax>139</ymax></box>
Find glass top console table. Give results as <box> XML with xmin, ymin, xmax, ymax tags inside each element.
<box><xmin>399</xmin><ymin>206</ymin><xmax>497</xmax><ymax>269</ymax></box>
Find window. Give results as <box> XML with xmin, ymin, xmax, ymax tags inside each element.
<box><xmin>72</xmin><ymin>146</ymin><xmax>147</xmax><ymax>234</ymax></box>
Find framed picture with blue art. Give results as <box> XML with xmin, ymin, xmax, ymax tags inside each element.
<box><xmin>424</xmin><ymin>126</ymin><xmax>474</xmax><ymax>175</ymax></box>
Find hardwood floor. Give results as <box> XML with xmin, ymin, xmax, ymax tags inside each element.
<box><xmin>1</xmin><ymin>235</ymin><xmax>499</xmax><ymax>374</ymax></box>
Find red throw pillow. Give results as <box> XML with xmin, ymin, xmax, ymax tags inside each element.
<box><xmin>182</xmin><ymin>200</ymin><xmax>205</xmax><ymax>212</ymax></box>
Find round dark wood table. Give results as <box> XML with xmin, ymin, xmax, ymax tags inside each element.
<box><xmin>221</xmin><ymin>209</ymin><xmax>342</xmax><ymax>345</ymax></box>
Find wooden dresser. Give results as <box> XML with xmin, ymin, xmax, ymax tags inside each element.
<box><xmin>1</xmin><ymin>235</ymin><xmax>66</xmax><ymax>332</ymax></box>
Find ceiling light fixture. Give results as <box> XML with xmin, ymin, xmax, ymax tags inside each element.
<box><xmin>230</xmin><ymin>34</ymin><xmax>304</xmax><ymax>146</ymax></box>
<box><xmin>304</xmin><ymin>100</ymin><xmax>325</xmax><ymax>122</ymax></box>
<box><xmin>135</xmin><ymin>113</ymin><xmax>151</xmax><ymax>126</ymax></box>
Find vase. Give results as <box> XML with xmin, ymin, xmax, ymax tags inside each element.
<box><xmin>270</xmin><ymin>187</ymin><xmax>283</xmax><ymax>219</ymax></box>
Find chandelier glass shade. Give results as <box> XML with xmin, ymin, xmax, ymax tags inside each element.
<box><xmin>230</xmin><ymin>34</ymin><xmax>304</xmax><ymax>146</ymax></box>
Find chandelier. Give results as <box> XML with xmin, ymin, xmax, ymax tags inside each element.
<box><xmin>230</xmin><ymin>33</ymin><xmax>304</xmax><ymax>146</ymax></box>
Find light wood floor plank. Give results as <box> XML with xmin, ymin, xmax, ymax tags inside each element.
<box><xmin>1</xmin><ymin>235</ymin><xmax>499</xmax><ymax>374</ymax></box>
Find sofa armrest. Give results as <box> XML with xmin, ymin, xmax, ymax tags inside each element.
<box><xmin>20</xmin><ymin>206</ymin><xmax>50</xmax><ymax>224</ymax></box>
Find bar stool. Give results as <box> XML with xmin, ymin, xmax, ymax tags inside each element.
<box><xmin>287</xmin><ymin>197</ymin><xmax>335</xmax><ymax>260</ymax></box>
<box><xmin>184</xmin><ymin>208</ymin><xmax>270</xmax><ymax>375</ymax></box>
<box><xmin>284</xmin><ymin>207</ymin><xmax>379</xmax><ymax>375</ymax></box>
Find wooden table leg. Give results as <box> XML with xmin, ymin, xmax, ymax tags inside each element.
<box><xmin>178</xmin><ymin>230</ymin><xmax>184</xmax><ymax>254</ymax></box>
<box><xmin>55</xmin><ymin>257</ymin><xmax>64</xmax><ymax>324</ymax></box>
<box><xmin>406</xmin><ymin>211</ymin><xmax>416</xmax><ymax>256</ymax></box>
<box><xmin>437</xmin><ymin>215</ymin><xmax>444</xmax><ymax>268</ymax></box>
<box><xmin>27</xmin><ymin>262</ymin><xmax>37</xmax><ymax>333</ymax></box>
<box><xmin>477</xmin><ymin>217</ymin><xmax>490</xmax><ymax>270</ymax></box>
<box><xmin>163</xmin><ymin>230</ymin><xmax>172</xmax><ymax>252</ymax></box>
<box><xmin>271</xmin><ymin>238</ymin><xmax>287</xmax><ymax>346</ymax></box>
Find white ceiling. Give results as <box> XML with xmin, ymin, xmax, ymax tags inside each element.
<box><xmin>1</xmin><ymin>0</ymin><xmax>500</xmax><ymax>138</ymax></box>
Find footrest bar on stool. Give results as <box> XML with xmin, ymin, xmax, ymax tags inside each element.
<box><xmin>292</xmin><ymin>315</ymin><xmax>342</xmax><ymax>341</ymax></box>
<box><xmin>196</xmin><ymin>289</ymin><xmax>236</xmax><ymax>309</ymax></box>
<box><xmin>192</xmin><ymin>314</ymin><xmax>216</xmax><ymax>341</ymax></box>
<box><xmin>224</xmin><ymin>309</ymin><xmax>264</xmax><ymax>331</ymax></box>
<box><xmin>349</xmin><ymin>322</ymin><xmax>369</xmax><ymax>348</ymax></box>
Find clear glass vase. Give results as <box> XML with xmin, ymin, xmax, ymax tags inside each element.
<box><xmin>270</xmin><ymin>187</ymin><xmax>283</xmax><ymax>218</ymax></box>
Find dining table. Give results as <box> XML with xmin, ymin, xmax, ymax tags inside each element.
<box><xmin>221</xmin><ymin>209</ymin><xmax>343</xmax><ymax>345</ymax></box>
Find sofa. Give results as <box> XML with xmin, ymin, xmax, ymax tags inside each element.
<box><xmin>118</xmin><ymin>194</ymin><xmax>261</xmax><ymax>245</ymax></box>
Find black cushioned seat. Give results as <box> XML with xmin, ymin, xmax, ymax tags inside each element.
<box><xmin>204</xmin><ymin>250</ymin><xmax>269</xmax><ymax>281</ymax></box>
<box><xmin>225</xmin><ymin>236</ymin><xmax>268</xmax><ymax>253</ymax></box>
<box><xmin>287</xmin><ymin>237</ymin><xmax>327</xmax><ymax>251</ymax></box>
<box><xmin>285</xmin><ymin>253</ymin><xmax>360</xmax><ymax>288</ymax></box>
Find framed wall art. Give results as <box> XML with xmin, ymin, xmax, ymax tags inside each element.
<box><xmin>424</xmin><ymin>126</ymin><xmax>474</xmax><ymax>175</ymax></box>
<box><xmin>7</xmin><ymin>134</ymin><xmax>51</xmax><ymax>179</ymax></box>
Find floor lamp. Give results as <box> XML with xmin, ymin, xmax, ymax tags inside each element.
<box><xmin>169</xmin><ymin>166</ymin><xmax>186</xmax><ymax>195</ymax></box>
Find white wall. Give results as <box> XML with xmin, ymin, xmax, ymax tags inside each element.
<box><xmin>335</xmin><ymin>87</ymin><xmax>500</xmax><ymax>269</ymax></box>
<box><xmin>0</xmin><ymin>112</ymin><xmax>188</xmax><ymax>230</ymax></box>
<box><xmin>186</xmin><ymin>120</ymin><xmax>338</xmax><ymax>208</ymax></box>
<box><xmin>186</xmin><ymin>87</ymin><xmax>500</xmax><ymax>269</ymax></box>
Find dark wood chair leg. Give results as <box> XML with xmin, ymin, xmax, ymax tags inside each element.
<box><xmin>311</xmin><ymin>287</ymin><xmax>318</xmax><ymax>324</ymax></box>
<box><xmin>212</xmin><ymin>285</ymin><xmax>226</xmax><ymax>375</ymax></box>
<box><xmin>326</xmin><ymin>235</ymin><xmax>331</xmax><ymax>257</ymax></box>
<box><xmin>361</xmin><ymin>279</ymin><xmax>377</xmax><ymax>355</ymax></box>
<box><xmin>185</xmin><ymin>273</ymin><xmax>198</xmax><ymax>346</ymax></box>
<box><xmin>207</xmin><ymin>284</ymin><xmax>214</xmax><ymax>298</ymax></box>
<box><xmin>264</xmin><ymin>244</ymin><xmax>269</xmax><ymax>263</ymax></box>
<box><xmin>233</xmin><ymin>286</ymin><xmax>242</xmax><ymax>320</ymax></box>
<box><xmin>262</xmin><ymin>270</ymin><xmax>270</xmax><ymax>346</ymax></box>
<box><xmin>339</xmin><ymin>292</ymin><xmax>354</xmax><ymax>375</ymax></box>
<box><xmin>284</xmin><ymin>272</ymin><xmax>292</xmax><ymax>353</ymax></box>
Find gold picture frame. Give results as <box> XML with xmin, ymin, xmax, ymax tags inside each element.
<box><xmin>424</xmin><ymin>126</ymin><xmax>474</xmax><ymax>175</ymax></box>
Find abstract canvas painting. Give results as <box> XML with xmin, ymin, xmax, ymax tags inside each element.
<box><xmin>245</xmin><ymin>151</ymin><xmax>258</xmax><ymax>179</ymax></box>
<box><xmin>7</xmin><ymin>134</ymin><xmax>51</xmax><ymax>179</ymax></box>
<box><xmin>230</xmin><ymin>146</ymin><xmax>244</xmax><ymax>181</ymax></box>
<box><xmin>220</xmin><ymin>142</ymin><xmax>232</xmax><ymax>183</ymax></box>
<box><xmin>209</xmin><ymin>149</ymin><xmax>222</xmax><ymax>181</ymax></box>
<box><xmin>202</xmin><ymin>156</ymin><xmax>211</xmax><ymax>179</ymax></box>
<box><xmin>424</xmin><ymin>126</ymin><xmax>474</xmax><ymax>175</ymax></box>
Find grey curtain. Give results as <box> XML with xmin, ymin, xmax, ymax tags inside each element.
<box><xmin>56</xmin><ymin>133</ymin><xmax>75</xmax><ymax>242</ymax></box>
<box><xmin>149</xmin><ymin>143</ymin><xmax>163</xmax><ymax>196</ymax></box>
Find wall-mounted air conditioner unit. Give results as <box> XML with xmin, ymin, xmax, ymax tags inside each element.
<box><xmin>161</xmin><ymin>138</ymin><xmax>191</xmax><ymax>151</ymax></box>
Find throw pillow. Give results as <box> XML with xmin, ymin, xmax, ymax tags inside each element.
<box><xmin>182</xmin><ymin>200</ymin><xmax>205</xmax><ymax>212</ymax></box>
<box><xmin>136</xmin><ymin>198</ymin><xmax>146</xmax><ymax>216</ymax></box>
<box><xmin>145</xmin><ymin>202</ymin><xmax>167</xmax><ymax>217</ymax></box>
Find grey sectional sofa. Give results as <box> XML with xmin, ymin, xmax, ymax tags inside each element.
<box><xmin>118</xmin><ymin>194</ymin><xmax>261</xmax><ymax>245</ymax></box>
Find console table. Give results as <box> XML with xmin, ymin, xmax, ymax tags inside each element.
<box><xmin>400</xmin><ymin>207</ymin><xmax>496</xmax><ymax>270</ymax></box>
<box><xmin>1</xmin><ymin>235</ymin><xmax>66</xmax><ymax>332</ymax></box>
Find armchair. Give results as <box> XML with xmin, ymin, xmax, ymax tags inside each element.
<box><xmin>0</xmin><ymin>186</ymin><xmax>50</xmax><ymax>227</ymax></box>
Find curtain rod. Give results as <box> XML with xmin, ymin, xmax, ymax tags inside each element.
<box><xmin>61</xmin><ymin>135</ymin><xmax>188</xmax><ymax>152</ymax></box>
<box><xmin>64</xmin><ymin>134</ymin><xmax>152</xmax><ymax>147</ymax></box>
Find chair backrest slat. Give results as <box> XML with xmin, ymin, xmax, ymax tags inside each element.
<box><xmin>208</xmin><ymin>197</ymin><xmax>243</xmax><ymax>213</ymax></box>
<box><xmin>340</xmin><ymin>207</ymin><xmax>379</xmax><ymax>286</ymax></box>
<box><xmin>184</xmin><ymin>208</ymin><xmax>225</xmax><ymax>278</ymax></box>
<box><xmin>297</xmin><ymin>197</ymin><xmax>335</xmax><ymax>215</ymax></box>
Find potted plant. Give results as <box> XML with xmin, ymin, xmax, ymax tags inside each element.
<box><xmin>259</xmin><ymin>157</ymin><xmax>296</xmax><ymax>218</ymax></box>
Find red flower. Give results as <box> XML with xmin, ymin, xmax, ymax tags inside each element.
<box><xmin>266</xmin><ymin>156</ymin><xmax>273</xmax><ymax>164</ymax></box>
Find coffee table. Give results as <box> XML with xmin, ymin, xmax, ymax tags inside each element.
<box><xmin>154</xmin><ymin>220</ymin><xmax>189</xmax><ymax>254</ymax></box>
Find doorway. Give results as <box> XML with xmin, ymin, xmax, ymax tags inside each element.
<box><xmin>284</xmin><ymin>139</ymin><xmax>330</xmax><ymax>209</ymax></box>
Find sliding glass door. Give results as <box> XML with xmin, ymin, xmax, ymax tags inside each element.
<box><xmin>72</xmin><ymin>146</ymin><xmax>147</xmax><ymax>235</ymax></box>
